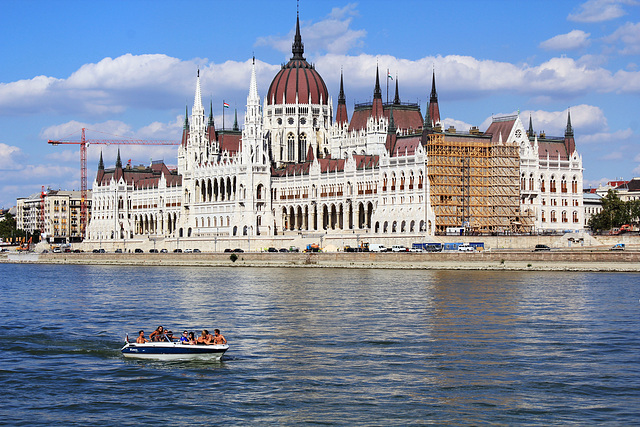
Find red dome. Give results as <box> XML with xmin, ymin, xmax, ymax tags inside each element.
<box><xmin>267</xmin><ymin>59</ymin><xmax>328</xmax><ymax>105</ymax></box>
<box><xmin>266</xmin><ymin>14</ymin><xmax>328</xmax><ymax>106</ymax></box>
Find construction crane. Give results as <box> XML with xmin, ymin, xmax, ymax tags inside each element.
<box><xmin>48</xmin><ymin>128</ymin><xmax>179</xmax><ymax>239</ymax></box>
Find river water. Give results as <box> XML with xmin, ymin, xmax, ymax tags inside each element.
<box><xmin>0</xmin><ymin>264</ymin><xmax>638</xmax><ymax>425</ymax></box>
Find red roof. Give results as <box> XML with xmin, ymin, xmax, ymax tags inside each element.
<box><xmin>219</xmin><ymin>132</ymin><xmax>241</xmax><ymax>154</ymax></box>
<box><xmin>484</xmin><ymin>117</ymin><xmax>515</xmax><ymax>143</ymax></box>
<box><xmin>96</xmin><ymin>163</ymin><xmax>181</xmax><ymax>189</ymax></box>
<box><xmin>267</xmin><ymin>59</ymin><xmax>328</xmax><ymax>105</ymax></box>
<box><xmin>349</xmin><ymin>105</ymin><xmax>423</xmax><ymax>133</ymax></box>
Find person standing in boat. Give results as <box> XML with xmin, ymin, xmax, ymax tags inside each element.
<box><xmin>213</xmin><ymin>329</ymin><xmax>227</xmax><ymax>345</ymax></box>
<box><xmin>149</xmin><ymin>326</ymin><xmax>168</xmax><ymax>342</ymax></box>
<box><xmin>136</xmin><ymin>330</ymin><xmax>149</xmax><ymax>344</ymax></box>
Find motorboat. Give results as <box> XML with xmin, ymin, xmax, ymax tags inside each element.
<box><xmin>121</xmin><ymin>340</ymin><xmax>229</xmax><ymax>361</ymax></box>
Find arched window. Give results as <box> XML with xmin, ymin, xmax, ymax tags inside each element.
<box><xmin>298</xmin><ymin>133</ymin><xmax>307</xmax><ymax>162</ymax></box>
<box><xmin>287</xmin><ymin>133</ymin><xmax>295</xmax><ymax>162</ymax></box>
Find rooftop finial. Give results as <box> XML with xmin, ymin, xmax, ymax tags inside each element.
<box><xmin>291</xmin><ymin>4</ymin><xmax>305</xmax><ymax>60</ymax></box>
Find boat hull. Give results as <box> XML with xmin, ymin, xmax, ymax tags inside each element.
<box><xmin>121</xmin><ymin>342</ymin><xmax>228</xmax><ymax>361</ymax></box>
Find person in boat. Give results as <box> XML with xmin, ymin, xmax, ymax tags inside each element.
<box><xmin>165</xmin><ymin>330</ymin><xmax>175</xmax><ymax>341</ymax></box>
<box><xmin>149</xmin><ymin>326</ymin><xmax>168</xmax><ymax>342</ymax></box>
<box><xmin>213</xmin><ymin>329</ymin><xmax>227</xmax><ymax>345</ymax></box>
<box><xmin>197</xmin><ymin>330</ymin><xmax>214</xmax><ymax>345</ymax></box>
<box><xmin>188</xmin><ymin>332</ymin><xmax>197</xmax><ymax>345</ymax></box>
<box><xmin>180</xmin><ymin>331</ymin><xmax>189</xmax><ymax>344</ymax></box>
<box><xmin>136</xmin><ymin>330</ymin><xmax>149</xmax><ymax>344</ymax></box>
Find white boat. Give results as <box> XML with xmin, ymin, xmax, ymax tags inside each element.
<box><xmin>121</xmin><ymin>341</ymin><xmax>229</xmax><ymax>361</ymax></box>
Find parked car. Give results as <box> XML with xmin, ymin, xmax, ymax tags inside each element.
<box><xmin>114</xmin><ymin>249</ymin><xmax>123</xmax><ymax>253</ymax></box>
<box><xmin>369</xmin><ymin>244</ymin><xmax>387</xmax><ymax>252</ymax></box>
<box><xmin>534</xmin><ymin>244</ymin><xmax>551</xmax><ymax>251</ymax></box>
<box><xmin>193</xmin><ymin>248</ymin><xmax>201</xmax><ymax>253</ymax></box>
<box><xmin>73</xmin><ymin>249</ymin><xmax>82</xmax><ymax>253</ymax></box>
<box><xmin>92</xmin><ymin>249</ymin><xmax>99</xmax><ymax>253</ymax></box>
<box><xmin>233</xmin><ymin>248</ymin><xmax>244</xmax><ymax>253</ymax></box>
<box><xmin>458</xmin><ymin>244</ymin><xmax>475</xmax><ymax>252</ymax></box>
<box><xmin>224</xmin><ymin>248</ymin><xmax>233</xmax><ymax>253</ymax></box>
<box><xmin>610</xmin><ymin>243</ymin><xmax>625</xmax><ymax>251</ymax></box>
<box><xmin>134</xmin><ymin>248</ymin><xmax>143</xmax><ymax>253</ymax></box>
<box><xmin>173</xmin><ymin>248</ymin><xmax>183</xmax><ymax>253</ymax></box>
<box><xmin>267</xmin><ymin>247</ymin><xmax>278</xmax><ymax>252</ymax></box>
<box><xmin>391</xmin><ymin>245</ymin><xmax>408</xmax><ymax>252</ymax></box>
<box><xmin>98</xmin><ymin>248</ymin><xmax>106</xmax><ymax>253</ymax></box>
<box><xmin>409</xmin><ymin>248</ymin><xmax>423</xmax><ymax>252</ymax></box>
<box><xmin>149</xmin><ymin>248</ymin><xmax>159</xmax><ymax>253</ymax></box>
<box><xmin>279</xmin><ymin>248</ymin><xmax>288</xmax><ymax>252</ymax></box>
<box><xmin>160</xmin><ymin>249</ymin><xmax>168</xmax><ymax>253</ymax></box>
<box><xmin>184</xmin><ymin>249</ymin><xmax>193</xmax><ymax>253</ymax></box>
<box><xmin>289</xmin><ymin>246</ymin><xmax>300</xmax><ymax>252</ymax></box>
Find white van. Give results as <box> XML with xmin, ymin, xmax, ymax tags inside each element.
<box><xmin>457</xmin><ymin>244</ymin><xmax>475</xmax><ymax>252</ymax></box>
<box><xmin>391</xmin><ymin>245</ymin><xmax>408</xmax><ymax>252</ymax></box>
<box><xmin>369</xmin><ymin>244</ymin><xmax>387</xmax><ymax>252</ymax></box>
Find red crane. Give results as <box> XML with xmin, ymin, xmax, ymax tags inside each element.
<box><xmin>48</xmin><ymin>128</ymin><xmax>179</xmax><ymax>239</ymax></box>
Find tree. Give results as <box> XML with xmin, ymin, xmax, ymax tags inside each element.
<box><xmin>0</xmin><ymin>213</ymin><xmax>17</xmax><ymax>239</ymax></box>
<box><xmin>588</xmin><ymin>189</ymin><xmax>635</xmax><ymax>233</ymax></box>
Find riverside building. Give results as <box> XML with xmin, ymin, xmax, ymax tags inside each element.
<box><xmin>86</xmin><ymin>14</ymin><xmax>583</xmax><ymax>248</ymax></box>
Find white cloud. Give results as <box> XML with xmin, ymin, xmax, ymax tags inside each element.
<box><xmin>0</xmin><ymin>143</ymin><xmax>24</xmax><ymax>170</ymax></box>
<box><xmin>255</xmin><ymin>3</ymin><xmax>366</xmax><ymax>56</ymax></box>
<box><xmin>568</xmin><ymin>0</ymin><xmax>633</xmax><ymax>22</ymax></box>
<box><xmin>539</xmin><ymin>30</ymin><xmax>591</xmax><ymax>50</ymax></box>
<box><xmin>604</xmin><ymin>22</ymin><xmax>640</xmax><ymax>54</ymax></box>
<box><xmin>579</xmin><ymin>128</ymin><xmax>634</xmax><ymax>144</ymax></box>
<box><xmin>441</xmin><ymin>118</ymin><xmax>474</xmax><ymax>132</ymax></box>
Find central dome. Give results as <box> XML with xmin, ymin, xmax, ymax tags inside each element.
<box><xmin>266</xmin><ymin>15</ymin><xmax>328</xmax><ymax>106</ymax></box>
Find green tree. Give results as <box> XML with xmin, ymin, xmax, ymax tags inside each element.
<box><xmin>0</xmin><ymin>213</ymin><xmax>17</xmax><ymax>240</ymax></box>
<box><xmin>588</xmin><ymin>190</ymin><xmax>635</xmax><ymax>233</ymax></box>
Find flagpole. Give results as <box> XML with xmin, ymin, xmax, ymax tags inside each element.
<box><xmin>386</xmin><ymin>68</ymin><xmax>389</xmax><ymax>104</ymax></box>
<box><xmin>222</xmin><ymin>100</ymin><xmax>225</xmax><ymax>130</ymax></box>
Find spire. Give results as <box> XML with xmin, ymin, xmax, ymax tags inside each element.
<box><xmin>424</xmin><ymin>103</ymin><xmax>433</xmax><ymax>133</ymax></box>
<box><xmin>336</xmin><ymin>70</ymin><xmax>349</xmax><ymax>125</ymax></box>
<box><xmin>430</xmin><ymin>70</ymin><xmax>438</xmax><ymax>103</ymax></box>
<box><xmin>249</xmin><ymin>56</ymin><xmax>259</xmax><ymax>101</ymax></box>
<box><xmin>374</xmin><ymin>64</ymin><xmax>382</xmax><ymax>99</ymax></box>
<box><xmin>428</xmin><ymin>69</ymin><xmax>441</xmax><ymax>126</ymax></box>
<box><xmin>193</xmin><ymin>69</ymin><xmax>203</xmax><ymax>112</ymax></box>
<box><xmin>183</xmin><ymin>105</ymin><xmax>189</xmax><ymax>129</ymax></box>
<box><xmin>208</xmin><ymin>101</ymin><xmax>214</xmax><ymax>127</ymax></box>
<box><xmin>565</xmin><ymin>109</ymin><xmax>574</xmax><ymax>137</ymax></box>
<box><xmin>528</xmin><ymin>114</ymin><xmax>534</xmax><ymax>138</ymax></box>
<box><xmin>98</xmin><ymin>151</ymin><xmax>104</xmax><ymax>170</ymax></box>
<box><xmin>389</xmin><ymin>106</ymin><xmax>396</xmax><ymax>133</ymax></box>
<box><xmin>233</xmin><ymin>109</ymin><xmax>239</xmax><ymax>131</ymax></box>
<box><xmin>291</xmin><ymin>9</ymin><xmax>305</xmax><ymax>60</ymax></box>
<box><xmin>393</xmin><ymin>76</ymin><xmax>400</xmax><ymax>105</ymax></box>
<box><xmin>115</xmin><ymin>148</ymin><xmax>122</xmax><ymax>169</ymax></box>
<box><xmin>338</xmin><ymin>70</ymin><xmax>345</xmax><ymax>105</ymax></box>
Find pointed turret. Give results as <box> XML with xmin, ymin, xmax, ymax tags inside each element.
<box><xmin>233</xmin><ymin>109</ymin><xmax>239</xmax><ymax>131</ymax></box>
<box><xmin>372</xmin><ymin>65</ymin><xmax>384</xmax><ymax>119</ymax></box>
<box><xmin>386</xmin><ymin>106</ymin><xmax>398</xmax><ymax>155</ymax></box>
<box><xmin>428</xmin><ymin>70</ymin><xmax>441</xmax><ymax>126</ymax></box>
<box><xmin>393</xmin><ymin>77</ymin><xmax>400</xmax><ymax>105</ymax></box>
<box><xmin>249</xmin><ymin>56</ymin><xmax>259</xmax><ymax>101</ymax></box>
<box><xmin>527</xmin><ymin>114</ymin><xmax>534</xmax><ymax>138</ymax></box>
<box><xmin>116</xmin><ymin>148</ymin><xmax>122</xmax><ymax>169</ymax></box>
<box><xmin>564</xmin><ymin>109</ymin><xmax>576</xmax><ymax>155</ymax></box>
<box><xmin>422</xmin><ymin>100</ymin><xmax>433</xmax><ymax>143</ymax></box>
<box><xmin>291</xmin><ymin>11</ymin><xmax>305</xmax><ymax>60</ymax></box>
<box><xmin>335</xmin><ymin>70</ymin><xmax>349</xmax><ymax>125</ymax></box>
<box><xmin>565</xmin><ymin>109</ymin><xmax>574</xmax><ymax>137</ymax></box>
<box><xmin>98</xmin><ymin>151</ymin><xmax>104</xmax><ymax>170</ymax></box>
<box><xmin>207</xmin><ymin>100</ymin><xmax>216</xmax><ymax>145</ymax></box>
<box><xmin>181</xmin><ymin>105</ymin><xmax>190</xmax><ymax>147</ymax></box>
<box><xmin>193</xmin><ymin>69</ymin><xmax>204</xmax><ymax>113</ymax></box>
<box><xmin>374</xmin><ymin>65</ymin><xmax>382</xmax><ymax>99</ymax></box>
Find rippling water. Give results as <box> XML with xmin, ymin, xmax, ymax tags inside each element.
<box><xmin>1</xmin><ymin>264</ymin><xmax>638</xmax><ymax>425</ymax></box>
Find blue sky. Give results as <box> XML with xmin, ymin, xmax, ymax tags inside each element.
<box><xmin>1</xmin><ymin>0</ymin><xmax>639</xmax><ymax>209</ymax></box>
